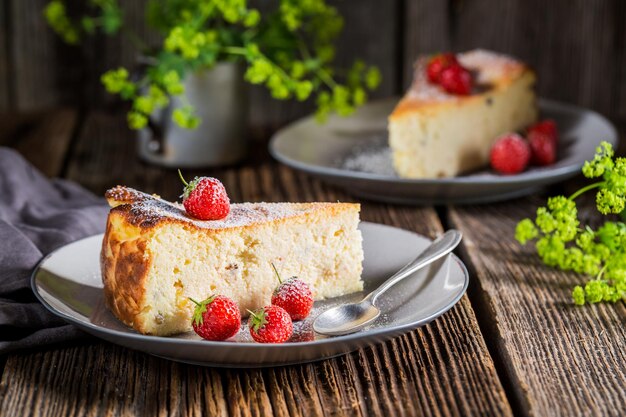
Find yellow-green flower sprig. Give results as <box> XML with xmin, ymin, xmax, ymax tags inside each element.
<box><xmin>46</xmin><ymin>0</ymin><xmax>382</xmax><ymax>130</ymax></box>
<box><xmin>44</xmin><ymin>0</ymin><xmax>122</xmax><ymax>44</ymax></box>
<box><xmin>515</xmin><ymin>142</ymin><xmax>626</xmax><ymax>305</ymax></box>
<box><xmin>101</xmin><ymin>67</ymin><xmax>195</xmax><ymax>130</ymax></box>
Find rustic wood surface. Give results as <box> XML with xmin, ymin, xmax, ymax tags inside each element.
<box><xmin>0</xmin><ymin>109</ymin><xmax>517</xmax><ymax>417</ymax></box>
<box><xmin>0</xmin><ymin>109</ymin><xmax>625</xmax><ymax>417</ymax></box>
<box><xmin>449</xmin><ymin>197</ymin><xmax>626</xmax><ymax>417</ymax></box>
<box><xmin>2</xmin><ymin>111</ymin><xmax>624</xmax><ymax>417</ymax></box>
<box><xmin>2</xmin><ymin>2</ymin><xmax>626</xmax><ymax>412</ymax></box>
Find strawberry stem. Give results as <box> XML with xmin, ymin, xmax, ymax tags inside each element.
<box><xmin>271</xmin><ymin>263</ymin><xmax>282</xmax><ymax>284</ymax></box>
<box><xmin>188</xmin><ymin>297</ymin><xmax>201</xmax><ymax>306</ymax></box>
<box><xmin>178</xmin><ymin>169</ymin><xmax>189</xmax><ymax>187</ymax></box>
<box><xmin>247</xmin><ymin>309</ymin><xmax>266</xmax><ymax>332</ymax></box>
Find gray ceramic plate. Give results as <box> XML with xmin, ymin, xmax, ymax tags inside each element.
<box><xmin>269</xmin><ymin>98</ymin><xmax>618</xmax><ymax>204</ymax></box>
<box><xmin>32</xmin><ymin>222</ymin><xmax>468</xmax><ymax>368</ymax></box>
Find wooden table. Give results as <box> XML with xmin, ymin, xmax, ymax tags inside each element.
<box><xmin>1</xmin><ymin>108</ymin><xmax>625</xmax><ymax>417</ymax></box>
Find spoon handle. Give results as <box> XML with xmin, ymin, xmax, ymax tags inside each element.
<box><xmin>366</xmin><ymin>230</ymin><xmax>463</xmax><ymax>305</ymax></box>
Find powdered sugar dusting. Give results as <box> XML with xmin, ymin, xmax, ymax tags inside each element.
<box><xmin>340</xmin><ymin>135</ymin><xmax>398</xmax><ymax>176</ymax></box>
<box><xmin>458</xmin><ymin>49</ymin><xmax>523</xmax><ymax>84</ymax></box>
<box><xmin>408</xmin><ymin>57</ymin><xmax>451</xmax><ymax>102</ymax></box>
<box><xmin>110</xmin><ymin>186</ymin><xmax>323</xmax><ymax>229</ymax></box>
<box><xmin>272</xmin><ymin>278</ymin><xmax>314</xmax><ymax>321</ymax></box>
<box><xmin>134</xmin><ymin>199</ymin><xmax>317</xmax><ymax>229</ymax></box>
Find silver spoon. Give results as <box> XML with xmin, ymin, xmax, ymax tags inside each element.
<box><xmin>313</xmin><ymin>229</ymin><xmax>463</xmax><ymax>336</ymax></box>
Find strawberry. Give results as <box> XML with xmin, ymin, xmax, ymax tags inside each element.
<box><xmin>528</xmin><ymin>119</ymin><xmax>558</xmax><ymax>146</ymax></box>
<box><xmin>248</xmin><ymin>305</ymin><xmax>293</xmax><ymax>343</ymax></box>
<box><xmin>490</xmin><ymin>133</ymin><xmax>531</xmax><ymax>175</ymax></box>
<box><xmin>190</xmin><ymin>295</ymin><xmax>241</xmax><ymax>341</ymax></box>
<box><xmin>178</xmin><ymin>170</ymin><xmax>230</xmax><ymax>220</ymax></box>
<box><xmin>426</xmin><ymin>53</ymin><xmax>458</xmax><ymax>84</ymax></box>
<box><xmin>270</xmin><ymin>264</ymin><xmax>313</xmax><ymax>321</ymax></box>
<box><xmin>529</xmin><ymin>131</ymin><xmax>557</xmax><ymax>166</ymax></box>
<box><xmin>439</xmin><ymin>63</ymin><xmax>473</xmax><ymax>95</ymax></box>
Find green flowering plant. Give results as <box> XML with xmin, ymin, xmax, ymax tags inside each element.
<box><xmin>44</xmin><ymin>0</ymin><xmax>382</xmax><ymax>130</ymax></box>
<box><xmin>515</xmin><ymin>142</ymin><xmax>626</xmax><ymax>305</ymax></box>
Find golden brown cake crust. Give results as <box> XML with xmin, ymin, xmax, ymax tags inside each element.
<box><xmin>105</xmin><ymin>185</ymin><xmax>359</xmax><ymax>233</ymax></box>
<box><xmin>105</xmin><ymin>185</ymin><xmax>148</xmax><ymax>206</ymax></box>
<box><xmin>101</xmin><ymin>216</ymin><xmax>152</xmax><ymax>333</ymax></box>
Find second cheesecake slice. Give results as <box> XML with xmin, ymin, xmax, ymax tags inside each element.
<box><xmin>389</xmin><ymin>49</ymin><xmax>538</xmax><ymax>178</ymax></box>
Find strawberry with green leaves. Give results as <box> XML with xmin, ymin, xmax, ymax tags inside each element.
<box><xmin>179</xmin><ymin>170</ymin><xmax>230</xmax><ymax>220</ymax></box>
<box><xmin>190</xmin><ymin>295</ymin><xmax>241</xmax><ymax>341</ymax></box>
<box><xmin>248</xmin><ymin>305</ymin><xmax>293</xmax><ymax>343</ymax></box>
<box><xmin>270</xmin><ymin>264</ymin><xmax>313</xmax><ymax>321</ymax></box>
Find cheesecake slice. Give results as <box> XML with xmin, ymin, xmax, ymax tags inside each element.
<box><xmin>101</xmin><ymin>186</ymin><xmax>364</xmax><ymax>336</ymax></box>
<box><xmin>389</xmin><ymin>49</ymin><xmax>538</xmax><ymax>178</ymax></box>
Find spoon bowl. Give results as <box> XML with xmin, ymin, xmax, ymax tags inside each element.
<box><xmin>313</xmin><ymin>229</ymin><xmax>462</xmax><ymax>336</ymax></box>
<box><xmin>314</xmin><ymin>300</ymin><xmax>380</xmax><ymax>336</ymax></box>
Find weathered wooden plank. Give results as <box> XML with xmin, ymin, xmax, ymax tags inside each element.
<box><xmin>0</xmin><ymin>1</ymin><xmax>11</xmax><ymax>110</ymax></box>
<box><xmin>82</xmin><ymin>0</ymin><xmax>162</xmax><ymax>105</ymax></box>
<box><xmin>0</xmin><ymin>111</ymin><xmax>513</xmax><ymax>416</ymax></box>
<box><xmin>616</xmin><ymin>0</ymin><xmax>626</xmax><ymax>121</ymax></box>
<box><xmin>403</xmin><ymin>0</ymin><xmax>451</xmax><ymax>88</ymax></box>
<box><xmin>11</xmin><ymin>108</ymin><xmax>78</xmax><ymax>177</ymax></box>
<box><xmin>11</xmin><ymin>0</ymin><xmax>81</xmax><ymax>110</ymax></box>
<box><xmin>450</xmin><ymin>0</ymin><xmax>524</xmax><ymax>56</ymax></box>
<box><xmin>455</xmin><ymin>0</ymin><xmax>618</xmax><ymax>119</ymax></box>
<box><xmin>0</xmin><ymin>108</ymin><xmax>78</xmax><ymax>177</ymax></box>
<box><xmin>449</xmin><ymin>197</ymin><xmax>626</xmax><ymax>416</ymax></box>
<box><xmin>333</xmin><ymin>0</ymin><xmax>399</xmax><ymax>97</ymax></box>
<box><xmin>0</xmin><ymin>343</ymin><xmax>230</xmax><ymax>416</ymax></box>
<box><xmin>0</xmin><ymin>111</ymin><xmax>42</xmax><ymax>146</ymax></box>
<box><xmin>403</xmin><ymin>0</ymin><xmax>623</xmax><ymax>120</ymax></box>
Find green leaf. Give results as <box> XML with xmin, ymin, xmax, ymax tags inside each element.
<box><xmin>127</xmin><ymin>111</ymin><xmax>148</xmax><ymax>130</ymax></box>
<box><xmin>101</xmin><ymin>4</ymin><xmax>123</xmax><ymax>34</ymax></box>
<box><xmin>173</xmin><ymin>106</ymin><xmax>200</xmax><ymax>129</ymax></box>
<box><xmin>81</xmin><ymin>17</ymin><xmax>96</xmax><ymax>34</ymax></box>
<box><xmin>45</xmin><ymin>0</ymin><xmax>383</xmax><ymax>130</ymax></box>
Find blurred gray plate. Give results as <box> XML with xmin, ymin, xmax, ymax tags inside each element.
<box><xmin>32</xmin><ymin>222</ymin><xmax>468</xmax><ymax>368</ymax></box>
<box><xmin>269</xmin><ymin>98</ymin><xmax>618</xmax><ymax>204</ymax></box>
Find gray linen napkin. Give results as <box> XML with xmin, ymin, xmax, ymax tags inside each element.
<box><xmin>0</xmin><ymin>147</ymin><xmax>109</xmax><ymax>354</ymax></box>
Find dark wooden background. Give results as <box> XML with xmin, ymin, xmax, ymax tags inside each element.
<box><xmin>1</xmin><ymin>0</ymin><xmax>625</xmax><ymax>129</ymax></box>
<box><xmin>2</xmin><ymin>2</ymin><xmax>626</xmax><ymax>416</ymax></box>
